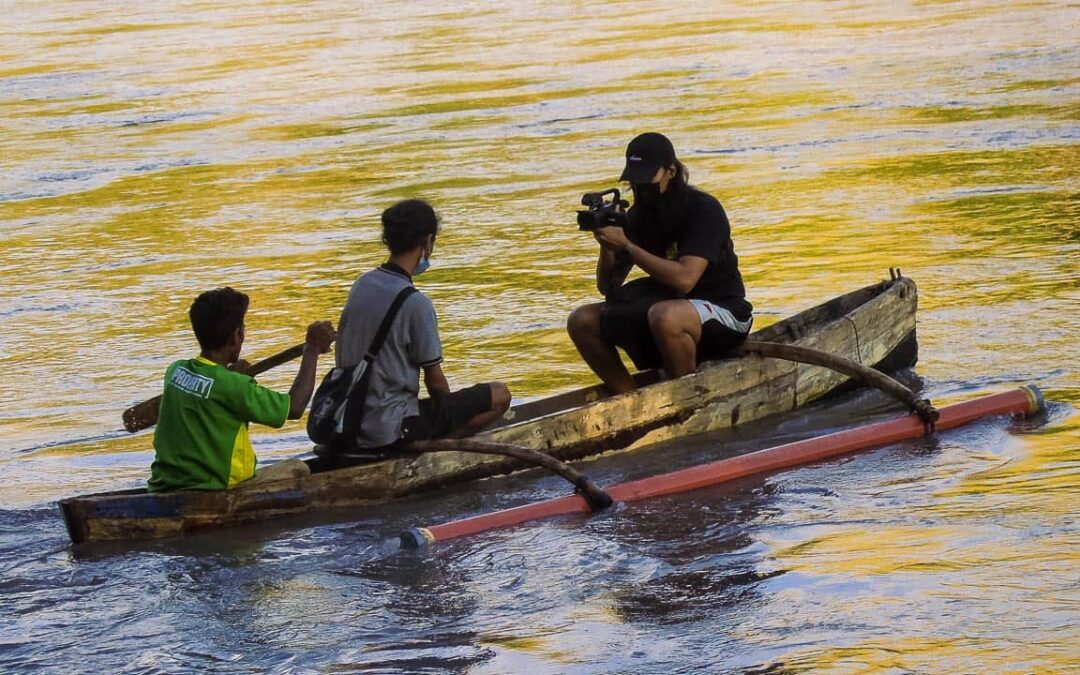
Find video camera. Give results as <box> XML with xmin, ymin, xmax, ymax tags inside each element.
<box><xmin>576</xmin><ymin>188</ymin><xmax>629</xmax><ymax>231</ymax></box>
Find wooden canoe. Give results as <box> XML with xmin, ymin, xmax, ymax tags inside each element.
<box><xmin>59</xmin><ymin>276</ymin><xmax>919</xmax><ymax>544</ymax></box>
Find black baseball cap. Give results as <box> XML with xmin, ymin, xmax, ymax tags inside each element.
<box><xmin>619</xmin><ymin>132</ymin><xmax>677</xmax><ymax>183</ymax></box>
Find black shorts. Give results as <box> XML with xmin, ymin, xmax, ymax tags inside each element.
<box><xmin>400</xmin><ymin>384</ymin><xmax>493</xmax><ymax>441</ymax></box>
<box><xmin>698</xmin><ymin>315</ymin><xmax>751</xmax><ymax>361</ymax></box>
<box><xmin>611</xmin><ymin>321</ymin><xmax>749</xmax><ymax>370</ymax></box>
<box><xmin>600</xmin><ymin>278</ymin><xmax>680</xmax><ymax>370</ymax></box>
<box><xmin>690</xmin><ymin>298</ymin><xmax>753</xmax><ymax>362</ymax></box>
<box><xmin>600</xmin><ymin>280</ymin><xmax>751</xmax><ymax>369</ymax></box>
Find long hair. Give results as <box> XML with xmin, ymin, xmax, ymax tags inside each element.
<box><xmin>661</xmin><ymin>159</ymin><xmax>692</xmax><ymax>210</ymax></box>
<box><xmin>667</xmin><ymin>159</ymin><xmax>690</xmax><ymax>194</ymax></box>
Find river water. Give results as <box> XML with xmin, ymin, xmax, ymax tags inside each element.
<box><xmin>1</xmin><ymin>1</ymin><xmax>1077</xmax><ymax>672</ymax></box>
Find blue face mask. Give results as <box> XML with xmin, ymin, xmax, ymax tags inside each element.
<box><xmin>414</xmin><ymin>255</ymin><xmax>431</xmax><ymax>276</ymax></box>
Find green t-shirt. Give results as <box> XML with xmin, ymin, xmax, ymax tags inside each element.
<box><xmin>149</xmin><ymin>356</ymin><xmax>291</xmax><ymax>492</ymax></box>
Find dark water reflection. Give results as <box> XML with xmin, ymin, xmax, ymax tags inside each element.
<box><xmin>2</xmin><ymin>0</ymin><xmax>1078</xmax><ymax>672</ymax></box>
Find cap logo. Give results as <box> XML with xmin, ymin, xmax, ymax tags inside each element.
<box><xmin>628</xmin><ymin>155</ymin><xmax>642</xmax><ymax>162</ymax></box>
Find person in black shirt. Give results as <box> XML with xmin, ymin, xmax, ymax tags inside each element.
<box><xmin>567</xmin><ymin>132</ymin><xmax>753</xmax><ymax>394</ymax></box>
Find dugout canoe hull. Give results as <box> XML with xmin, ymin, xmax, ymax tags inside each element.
<box><xmin>60</xmin><ymin>276</ymin><xmax>919</xmax><ymax>544</ymax></box>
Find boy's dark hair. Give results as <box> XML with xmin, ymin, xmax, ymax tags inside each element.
<box><xmin>189</xmin><ymin>287</ymin><xmax>249</xmax><ymax>352</ymax></box>
<box><xmin>381</xmin><ymin>199</ymin><xmax>440</xmax><ymax>255</ymax></box>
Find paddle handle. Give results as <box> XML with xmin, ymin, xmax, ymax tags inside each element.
<box><xmin>121</xmin><ymin>343</ymin><xmax>306</xmax><ymax>433</ymax></box>
<box><xmin>245</xmin><ymin>343</ymin><xmax>306</xmax><ymax>377</ymax></box>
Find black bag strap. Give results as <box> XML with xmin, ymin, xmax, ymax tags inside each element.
<box><xmin>363</xmin><ymin>286</ymin><xmax>418</xmax><ymax>362</ymax></box>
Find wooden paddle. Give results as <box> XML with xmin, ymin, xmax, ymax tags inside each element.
<box><xmin>122</xmin><ymin>343</ymin><xmax>306</xmax><ymax>433</ymax></box>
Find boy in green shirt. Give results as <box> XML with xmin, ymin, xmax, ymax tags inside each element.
<box><xmin>149</xmin><ymin>288</ymin><xmax>335</xmax><ymax>492</ymax></box>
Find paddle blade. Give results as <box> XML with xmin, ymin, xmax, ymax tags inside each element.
<box><xmin>123</xmin><ymin>395</ymin><xmax>161</xmax><ymax>433</ymax></box>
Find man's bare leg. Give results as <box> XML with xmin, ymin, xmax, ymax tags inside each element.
<box><xmin>567</xmin><ymin>303</ymin><xmax>636</xmax><ymax>394</ymax></box>
<box><xmin>647</xmin><ymin>300</ymin><xmax>702</xmax><ymax>379</ymax></box>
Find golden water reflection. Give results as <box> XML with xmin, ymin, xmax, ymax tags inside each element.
<box><xmin>0</xmin><ymin>0</ymin><xmax>1077</xmax><ymax>671</ymax></box>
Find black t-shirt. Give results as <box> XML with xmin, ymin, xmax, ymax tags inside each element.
<box><xmin>626</xmin><ymin>186</ymin><xmax>752</xmax><ymax>321</ymax></box>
